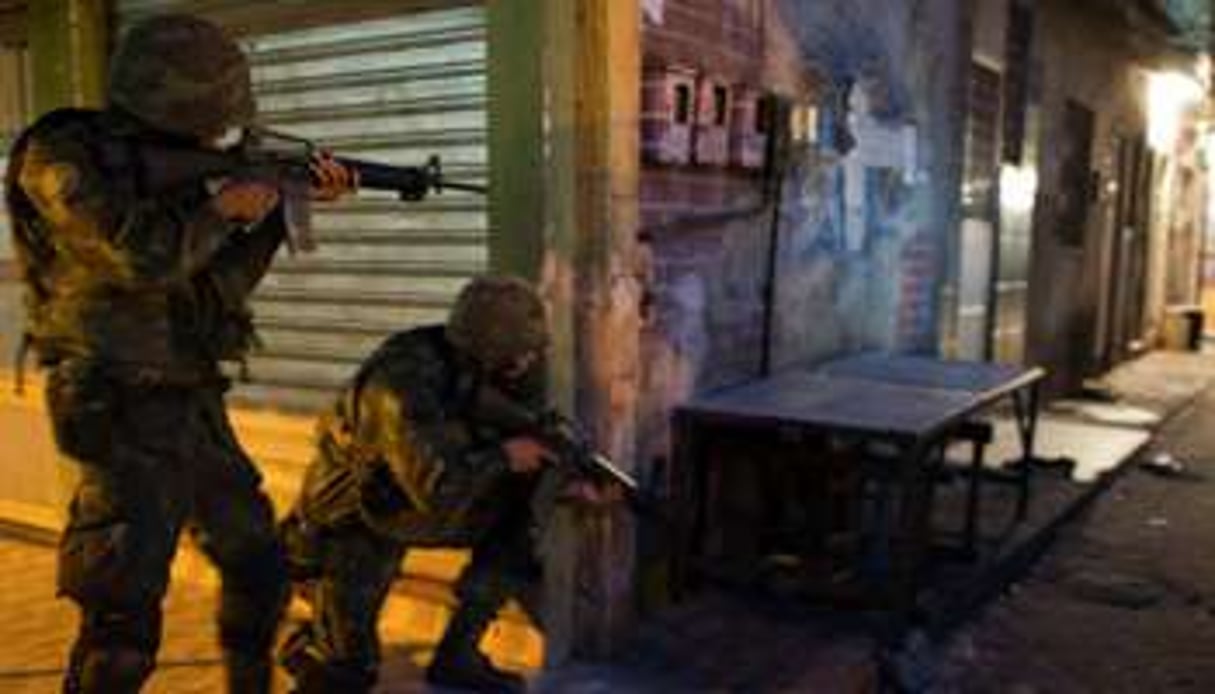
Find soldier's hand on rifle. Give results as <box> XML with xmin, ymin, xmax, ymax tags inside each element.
<box><xmin>212</xmin><ymin>180</ymin><xmax>281</xmax><ymax>225</ymax></box>
<box><xmin>309</xmin><ymin>151</ymin><xmax>359</xmax><ymax>201</ymax></box>
<box><xmin>502</xmin><ymin>436</ymin><xmax>557</xmax><ymax>474</ymax></box>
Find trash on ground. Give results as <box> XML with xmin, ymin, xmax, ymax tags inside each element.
<box><xmin>1140</xmin><ymin>452</ymin><xmax>1187</xmax><ymax>477</ymax></box>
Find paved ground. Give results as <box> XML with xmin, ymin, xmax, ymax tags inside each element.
<box><xmin>932</xmin><ymin>358</ymin><xmax>1215</xmax><ymax>693</ymax></box>
<box><xmin>0</xmin><ymin>536</ymin><xmax>545</xmax><ymax>694</ymax></box>
<box><xmin>2</xmin><ymin>351</ymin><xmax>1213</xmax><ymax>693</ymax></box>
<box><xmin>0</xmin><ymin>536</ymin><xmax>226</xmax><ymax>694</ymax></box>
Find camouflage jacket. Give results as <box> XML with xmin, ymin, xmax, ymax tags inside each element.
<box><xmin>297</xmin><ymin>325</ymin><xmax>517</xmax><ymax>544</ymax></box>
<box><xmin>4</xmin><ymin>107</ymin><xmax>284</xmax><ymax>381</ymax></box>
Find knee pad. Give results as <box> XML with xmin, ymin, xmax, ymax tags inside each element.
<box><xmin>65</xmin><ymin>644</ymin><xmax>155</xmax><ymax>694</ymax></box>
<box><xmin>59</xmin><ymin>518</ymin><xmax>164</xmax><ymax>609</ymax></box>
<box><xmin>76</xmin><ymin>606</ymin><xmax>162</xmax><ymax>655</ymax></box>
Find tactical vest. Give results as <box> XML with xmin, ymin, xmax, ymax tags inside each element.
<box><xmin>5</xmin><ymin>108</ymin><xmax>260</xmax><ymax>385</ymax></box>
<box><xmin>5</xmin><ymin>109</ymin><xmax>107</xmax><ymax>387</ymax></box>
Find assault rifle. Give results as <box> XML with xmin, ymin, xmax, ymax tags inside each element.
<box><xmin>469</xmin><ymin>384</ymin><xmax>660</xmax><ymax>515</ymax></box>
<box><xmin>114</xmin><ymin>126</ymin><xmax>488</xmax><ymax>251</ymax></box>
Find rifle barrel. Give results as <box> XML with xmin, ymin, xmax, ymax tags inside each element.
<box><xmin>336</xmin><ymin>157</ymin><xmax>427</xmax><ymax>195</ymax></box>
<box><xmin>438</xmin><ymin>180</ymin><xmax>490</xmax><ymax>195</ymax></box>
<box><xmin>335</xmin><ymin>157</ymin><xmax>487</xmax><ymax>197</ymax></box>
<box><xmin>589</xmin><ymin>453</ymin><xmax>640</xmax><ymax>492</ymax></box>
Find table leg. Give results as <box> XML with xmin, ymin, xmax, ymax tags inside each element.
<box><xmin>1011</xmin><ymin>383</ymin><xmax>1040</xmax><ymax>520</ymax></box>
<box><xmin>963</xmin><ymin>433</ymin><xmax>985</xmax><ymax>557</ymax></box>
<box><xmin>890</xmin><ymin>441</ymin><xmax>934</xmax><ymax>616</ymax></box>
<box><xmin>672</xmin><ymin>412</ymin><xmax>704</xmax><ymax>597</ymax></box>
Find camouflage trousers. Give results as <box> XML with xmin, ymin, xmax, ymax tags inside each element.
<box><xmin>279</xmin><ymin>472</ymin><xmax>547</xmax><ymax>692</ymax></box>
<box><xmin>47</xmin><ymin>360</ymin><xmax>288</xmax><ymax>694</ymax></box>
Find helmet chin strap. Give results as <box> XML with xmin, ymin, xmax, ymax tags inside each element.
<box><xmin>490</xmin><ymin>360</ymin><xmax>548</xmax><ymax>409</ymax></box>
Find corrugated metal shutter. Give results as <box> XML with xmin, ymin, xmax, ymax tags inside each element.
<box><xmin>116</xmin><ymin>3</ymin><xmax>489</xmax><ymax>412</ymax></box>
<box><xmin>0</xmin><ymin>42</ymin><xmax>30</xmax><ymax>372</ymax></box>
<box><xmin>1</xmin><ymin>43</ymin><xmax>29</xmax><ymax>263</ymax></box>
<box><xmin>0</xmin><ymin>2</ymin><xmax>25</xmax><ymax>46</ymax></box>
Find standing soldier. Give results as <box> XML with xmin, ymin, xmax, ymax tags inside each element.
<box><xmin>279</xmin><ymin>275</ymin><xmax>605</xmax><ymax>693</ymax></box>
<box><xmin>4</xmin><ymin>14</ymin><xmax>355</xmax><ymax>693</ymax></box>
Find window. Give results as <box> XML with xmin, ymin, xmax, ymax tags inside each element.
<box><xmin>713</xmin><ymin>85</ymin><xmax>728</xmax><ymax>126</ymax></box>
<box><xmin>674</xmin><ymin>83</ymin><xmax>692</xmax><ymax>124</ymax></box>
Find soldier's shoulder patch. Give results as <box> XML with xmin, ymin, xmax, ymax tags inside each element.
<box><xmin>21</xmin><ymin>152</ymin><xmax>83</xmax><ymax>205</ymax></box>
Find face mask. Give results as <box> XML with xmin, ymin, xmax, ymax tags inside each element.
<box><xmin>209</xmin><ymin>126</ymin><xmax>245</xmax><ymax>151</ymax></box>
<box><xmin>492</xmin><ymin>356</ymin><xmax>549</xmax><ymax>409</ymax></box>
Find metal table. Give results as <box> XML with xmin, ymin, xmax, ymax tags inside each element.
<box><xmin>672</xmin><ymin>355</ymin><xmax>1045</xmax><ymax>612</ymax></box>
<box><xmin>819</xmin><ymin>352</ymin><xmax>1045</xmax><ymax>520</ymax></box>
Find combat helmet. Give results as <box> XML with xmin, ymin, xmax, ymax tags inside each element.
<box><xmin>108</xmin><ymin>14</ymin><xmax>254</xmax><ymax>141</ymax></box>
<box><xmin>446</xmin><ymin>275</ymin><xmax>549</xmax><ymax>372</ymax></box>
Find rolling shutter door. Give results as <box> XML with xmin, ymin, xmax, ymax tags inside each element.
<box><xmin>0</xmin><ymin>44</ymin><xmax>28</xmax><ymax>263</ymax></box>
<box><xmin>116</xmin><ymin>2</ymin><xmax>489</xmax><ymax>412</ymax></box>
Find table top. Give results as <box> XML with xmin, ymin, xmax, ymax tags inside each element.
<box><xmin>678</xmin><ymin>354</ymin><xmax>1045</xmax><ymax>443</ymax></box>
<box><xmin>817</xmin><ymin>352</ymin><xmax>1044</xmax><ymax>396</ymax></box>
<box><xmin>680</xmin><ymin>372</ymin><xmax>983</xmax><ymax>441</ymax></box>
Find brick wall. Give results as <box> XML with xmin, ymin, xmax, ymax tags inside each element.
<box><xmin>637</xmin><ymin>0</ymin><xmax>777</xmax><ymax>471</ymax></box>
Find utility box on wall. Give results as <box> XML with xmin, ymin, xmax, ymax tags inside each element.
<box><xmin>694</xmin><ymin>76</ymin><xmax>731</xmax><ymax>166</ymax></box>
<box><xmin>789</xmin><ymin>102</ymin><xmax>820</xmax><ymax>146</ymax></box>
<box><xmin>642</xmin><ymin>65</ymin><xmax>697</xmax><ymax>165</ymax></box>
<box><xmin>729</xmin><ymin>87</ymin><xmax>767</xmax><ymax>170</ymax></box>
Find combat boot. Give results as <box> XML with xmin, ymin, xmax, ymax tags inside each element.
<box><xmin>426</xmin><ymin>602</ymin><xmax>525</xmax><ymax>693</ymax></box>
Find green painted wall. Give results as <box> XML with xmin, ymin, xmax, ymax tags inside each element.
<box><xmin>27</xmin><ymin>0</ymin><xmax>106</xmax><ymax>115</ymax></box>
<box><xmin>487</xmin><ymin>0</ymin><xmax>545</xmax><ymax>281</ymax></box>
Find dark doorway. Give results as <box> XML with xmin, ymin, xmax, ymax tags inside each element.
<box><xmin>1101</xmin><ymin>135</ymin><xmax>1152</xmax><ymax>367</ymax></box>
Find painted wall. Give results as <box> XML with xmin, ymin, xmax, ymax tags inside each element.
<box><xmin>1025</xmin><ymin>0</ymin><xmax>1200</xmax><ymax>393</ymax></box>
<box><xmin>636</xmin><ymin>0</ymin><xmax>969</xmax><ymax>470</ymax></box>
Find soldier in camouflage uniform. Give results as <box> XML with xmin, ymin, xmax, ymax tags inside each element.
<box><xmin>279</xmin><ymin>275</ymin><xmax>578</xmax><ymax>693</ymax></box>
<box><xmin>3</xmin><ymin>14</ymin><xmax>355</xmax><ymax>694</ymax></box>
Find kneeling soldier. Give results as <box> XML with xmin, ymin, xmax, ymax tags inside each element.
<box><xmin>280</xmin><ymin>275</ymin><xmax>576</xmax><ymax>692</ymax></box>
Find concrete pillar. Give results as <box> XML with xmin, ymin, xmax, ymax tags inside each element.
<box><xmin>486</xmin><ymin>0</ymin><xmax>646</xmax><ymax>666</ymax></box>
<box><xmin>489</xmin><ymin>0</ymin><xmax>643</xmax><ymax>662</ymax></box>
<box><xmin>565</xmin><ymin>0</ymin><xmax>642</xmax><ymax>656</ymax></box>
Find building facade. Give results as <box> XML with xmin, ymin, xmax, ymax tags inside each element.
<box><xmin>960</xmin><ymin>0</ymin><xmax>1211</xmax><ymax>393</ymax></box>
